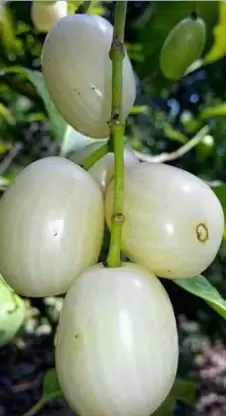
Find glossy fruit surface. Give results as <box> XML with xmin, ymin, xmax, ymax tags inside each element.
<box><xmin>0</xmin><ymin>157</ymin><xmax>104</xmax><ymax>297</ymax></box>
<box><xmin>160</xmin><ymin>15</ymin><xmax>206</xmax><ymax>80</ymax></box>
<box><xmin>105</xmin><ymin>162</ymin><xmax>224</xmax><ymax>279</ymax></box>
<box><xmin>31</xmin><ymin>1</ymin><xmax>68</xmax><ymax>33</ymax></box>
<box><xmin>0</xmin><ymin>277</ymin><xmax>24</xmax><ymax>346</ymax></box>
<box><xmin>41</xmin><ymin>14</ymin><xmax>136</xmax><ymax>138</ymax></box>
<box><xmin>70</xmin><ymin>143</ymin><xmax>138</xmax><ymax>193</ymax></box>
<box><xmin>56</xmin><ymin>263</ymin><xmax>178</xmax><ymax>416</ymax></box>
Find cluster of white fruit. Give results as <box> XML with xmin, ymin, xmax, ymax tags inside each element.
<box><xmin>0</xmin><ymin>12</ymin><xmax>224</xmax><ymax>416</ymax></box>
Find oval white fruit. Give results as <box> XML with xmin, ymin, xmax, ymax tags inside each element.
<box><xmin>0</xmin><ymin>157</ymin><xmax>104</xmax><ymax>297</ymax></box>
<box><xmin>70</xmin><ymin>143</ymin><xmax>138</xmax><ymax>193</ymax></box>
<box><xmin>56</xmin><ymin>263</ymin><xmax>178</xmax><ymax>416</ymax></box>
<box><xmin>31</xmin><ymin>1</ymin><xmax>68</xmax><ymax>33</ymax></box>
<box><xmin>105</xmin><ymin>162</ymin><xmax>224</xmax><ymax>278</ymax></box>
<box><xmin>41</xmin><ymin>14</ymin><xmax>136</xmax><ymax>138</ymax></box>
<box><xmin>0</xmin><ymin>277</ymin><xmax>25</xmax><ymax>346</ymax></box>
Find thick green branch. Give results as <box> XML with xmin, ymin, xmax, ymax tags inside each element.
<box><xmin>106</xmin><ymin>1</ymin><xmax>127</xmax><ymax>268</ymax></box>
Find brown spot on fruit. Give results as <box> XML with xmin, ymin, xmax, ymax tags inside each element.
<box><xmin>196</xmin><ymin>223</ymin><xmax>209</xmax><ymax>243</ymax></box>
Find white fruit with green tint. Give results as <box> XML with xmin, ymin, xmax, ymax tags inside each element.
<box><xmin>41</xmin><ymin>14</ymin><xmax>136</xmax><ymax>138</ymax></box>
<box><xmin>0</xmin><ymin>276</ymin><xmax>25</xmax><ymax>346</ymax></box>
<box><xmin>70</xmin><ymin>142</ymin><xmax>138</xmax><ymax>193</ymax></box>
<box><xmin>56</xmin><ymin>263</ymin><xmax>178</xmax><ymax>416</ymax></box>
<box><xmin>31</xmin><ymin>1</ymin><xmax>68</xmax><ymax>33</ymax></box>
<box><xmin>105</xmin><ymin>162</ymin><xmax>224</xmax><ymax>279</ymax></box>
<box><xmin>0</xmin><ymin>157</ymin><xmax>104</xmax><ymax>297</ymax></box>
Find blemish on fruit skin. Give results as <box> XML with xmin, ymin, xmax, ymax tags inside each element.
<box><xmin>196</xmin><ymin>223</ymin><xmax>209</xmax><ymax>243</ymax></box>
<box><xmin>53</xmin><ymin>228</ymin><xmax>58</xmax><ymax>237</ymax></box>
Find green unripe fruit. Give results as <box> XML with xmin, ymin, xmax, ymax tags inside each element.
<box><xmin>160</xmin><ymin>14</ymin><xmax>206</xmax><ymax>80</ymax></box>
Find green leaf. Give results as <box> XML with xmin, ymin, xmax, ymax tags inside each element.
<box><xmin>205</xmin><ymin>2</ymin><xmax>226</xmax><ymax>63</ymax></box>
<box><xmin>200</xmin><ymin>103</ymin><xmax>226</xmax><ymax>119</ymax></box>
<box><xmin>23</xmin><ymin>370</ymin><xmax>63</xmax><ymax>416</ymax></box>
<box><xmin>1</xmin><ymin>67</ymin><xmax>67</xmax><ymax>141</ymax></box>
<box><xmin>25</xmin><ymin>70</ymin><xmax>67</xmax><ymax>141</ymax></box>
<box><xmin>163</xmin><ymin>124</ymin><xmax>188</xmax><ymax>144</ymax></box>
<box><xmin>212</xmin><ymin>183</ymin><xmax>226</xmax><ymax>219</ymax></box>
<box><xmin>60</xmin><ymin>125</ymin><xmax>107</xmax><ymax>156</ymax></box>
<box><xmin>153</xmin><ymin>377</ymin><xmax>197</xmax><ymax>415</ymax></box>
<box><xmin>174</xmin><ymin>275</ymin><xmax>226</xmax><ymax>319</ymax></box>
<box><xmin>42</xmin><ymin>368</ymin><xmax>63</xmax><ymax>400</ymax></box>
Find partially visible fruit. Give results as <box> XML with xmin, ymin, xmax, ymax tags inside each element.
<box><xmin>105</xmin><ymin>162</ymin><xmax>224</xmax><ymax>279</ymax></box>
<box><xmin>56</xmin><ymin>262</ymin><xmax>178</xmax><ymax>416</ymax></box>
<box><xmin>31</xmin><ymin>0</ymin><xmax>68</xmax><ymax>33</ymax></box>
<box><xmin>0</xmin><ymin>157</ymin><xmax>104</xmax><ymax>297</ymax></box>
<box><xmin>70</xmin><ymin>142</ymin><xmax>138</xmax><ymax>193</ymax></box>
<box><xmin>160</xmin><ymin>14</ymin><xmax>206</xmax><ymax>80</ymax></box>
<box><xmin>41</xmin><ymin>14</ymin><xmax>136</xmax><ymax>138</ymax></box>
<box><xmin>0</xmin><ymin>276</ymin><xmax>25</xmax><ymax>346</ymax></box>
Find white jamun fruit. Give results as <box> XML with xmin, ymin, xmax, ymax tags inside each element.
<box><xmin>41</xmin><ymin>14</ymin><xmax>136</xmax><ymax>138</ymax></box>
<box><xmin>105</xmin><ymin>162</ymin><xmax>224</xmax><ymax>278</ymax></box>
<box><xmin>0</xmin><ymin>157</ymin><xmax>104</xmax><ymax>297</ymax></box>
<box><xmin>31</xmin><ymin>1</ymin><xmax>68</xmax><ymax>33</ymax></box>
<box><xmin>56</xmin><ymin>262</ymin><xmax>178</xmax><ymax>416</ymax></box>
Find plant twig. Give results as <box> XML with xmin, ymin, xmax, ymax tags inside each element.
<box><xmin>22</xmin><ymin>397</ymin><xmax>48</xmax><ymax>416</ymax></box>
<box><xmin>106</xmin><ymin>1</ymin><xmax>127</xmax><ymax>268</ymax></box>
<box><xmin>133</xmin><ymin>125</ymin><xmax>209</xmax><ymax>164</ymax></box>
<box><xmin>82</xmin><ymin>142</ymin><xmax>109</xmax><ymax>170</ymax></box>
<box><xmin>0</xmin><ymin>142</ymin><xmax>23</xmax><ymax>175</ymax></box>
<box><xmin>82</xmin><ymin>1</ymin><xmax>92</xmax><ymax>13</ymax></box>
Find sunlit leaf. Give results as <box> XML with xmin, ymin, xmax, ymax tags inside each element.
<box><xmin>0</xmin><ymin>276</ymin><xmax>25</xmax><ymax>346</ymax></box>
<box><xmin>174</xmin><ymin>275</ymin><xmax>226</xmax><ymax>319</ymax></box>
<box><xmin>0</xmin><ymin>102</ymin><xmax>15</xmax><ymax>124</ymax></box>
<box><xmin>200</xmin><ymin>103</ymin><xmax>226</xmax><ymax>119</ymax></box>
<box><xmin>205</xmin><ymin>2</ymin><xmax>226</xmax><ymax>63</ymax></box>
<box><xmin>1</xmin><ymin>67</ymin><xmax>67</xmax><ymax>141</ymax></box>
<box><xmin>26</xmin><ymin>70</ymin><xmax>67</xmax><ymax>141</ymax></box>
<box><xmin>60</xmin><ymin>125</ymin><xmax>107</xmax><ymax>156</ymax></box>
<box><xmin>163</xmin><ymin>124</ymin><xmax>188</xmax><ymax>144</ymax></box>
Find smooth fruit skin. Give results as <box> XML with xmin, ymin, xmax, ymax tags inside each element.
<box><xmin>0</xmin><ymin>157</ymin><xmax>104</xmax><ymax>297</ymax></box>
<box><xmin>160</xmin><ymin>16</ymin><xmax>206</xmax><ymax>80</ymax></box>
<box><xmin>70</xmin><ymin>143</ymin><xmax>138</xmax><ymax>193</ymax></box>
<box><xmin>55</xmin><ymin>263</ymin><xmax>178</xmax><ymax>416</ymax></box>
<box><xmin>0</xmin><ymin>277</ymin><xmax>25</xmax><ymax>346</ymax></box>
<box><xmin>105</xmin><ymin>162</ymin><xmax>224</xmax><ymax>279</ymax></box>
<box><xmin>41</xmin><ymin>14</ymin><xmax>136</xmax><ymax>138</ymax></box>
<box><xmin>31</xmin><ymin>1</ymin><xmax>68</xmax><ymax>33</ymax></box>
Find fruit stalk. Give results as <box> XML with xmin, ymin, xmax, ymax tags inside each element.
<box><xmin>106</xmin><ymin>0</ymin><xmax>127</xmax><ymax>268</ymax></box>
<box><xmin>83</xmin><ymin>142</ymin><xmax>108</xmax><ymax>170</ymax></box>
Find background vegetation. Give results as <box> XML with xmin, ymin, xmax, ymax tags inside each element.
<box><xmin>1</xmin><ymin>1</ymin><xmax>226</xmax><ymax>415</ymax></box>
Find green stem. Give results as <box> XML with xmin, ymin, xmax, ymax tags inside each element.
<box><xmin>106</xmin><ymin>1</ymin><xmax>127</xmax><ymax>268</ymax></box>
<box><xmin>80</xmin><ymin>1</ymin><xmax>92</xmax><ymax>13</ymax></box>
<box><xmin>22</xmin><ymin>397</ymin><xmax>48</xmax><ymax>416</ymax></box>
<box><xmin>83</xmin><ymin>142</ymin><xmax>109</xmax><ymax>170</ymax></box>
